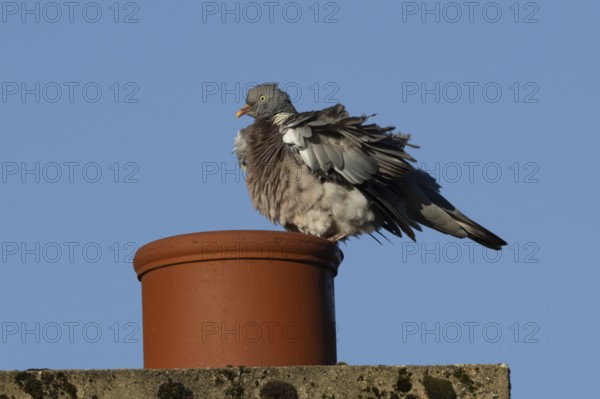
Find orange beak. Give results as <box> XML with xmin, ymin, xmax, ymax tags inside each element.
<box><xmin>236</xmin><ymin>104</ymin><xmax>251</xmax><ymax>118</ymax></box>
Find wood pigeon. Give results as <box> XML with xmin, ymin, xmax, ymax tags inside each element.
<box><xmin>234</xmin><ymin>83</ymin><xmax>506</xmax><ymax>250</ymax></box>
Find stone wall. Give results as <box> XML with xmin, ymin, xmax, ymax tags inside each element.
<box><xmin>0</xmin><ymin>364</ymin><xmax>509</xmax><ymax>399</ymax></box>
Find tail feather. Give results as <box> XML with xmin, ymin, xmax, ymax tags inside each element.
<box><xmin>457</xmin><ymin>220</ymin><xmax>507</xmax><ymax>250</ymax></box>
<box><xmin>404</xmin><ymin>170</ymin><xmax>507</xmax><ymax>250</ymax></box>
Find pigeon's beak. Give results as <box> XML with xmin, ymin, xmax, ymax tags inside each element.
<box><xmin>236</xmin><ymin>104</ymin><xmax>251</xmax><ymax>118</ymax></box>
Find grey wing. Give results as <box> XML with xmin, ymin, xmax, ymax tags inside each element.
<box><xmin>278</xmin><ymin>104</ymin><xmax>419</xmax><ymax>239</ymax></box>
<box><xmin>278</xmin><ymin>104</ymin><xmax>415</xmax><ymax>185</ymax></box>
<box><xmin>277</xmin><ymin>105</ymin><xmax>506</xmax><ymax>248</ymax></box>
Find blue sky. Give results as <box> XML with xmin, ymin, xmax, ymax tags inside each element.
<box><xmin>1</xmin><ymin>1</ymin><xmax>598</xmax><ymax>397</ymax></box>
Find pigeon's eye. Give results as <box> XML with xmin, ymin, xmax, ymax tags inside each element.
<box><xmin>259</xmin><ymin>95</ymin><xmax>266</xmax><ymax>101</ymax></box>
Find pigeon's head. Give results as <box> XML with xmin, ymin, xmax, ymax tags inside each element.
<box><xmin>236</xmin><ymin>83</ymin><xmax>296</xmax><ymax>120</ymax></box>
